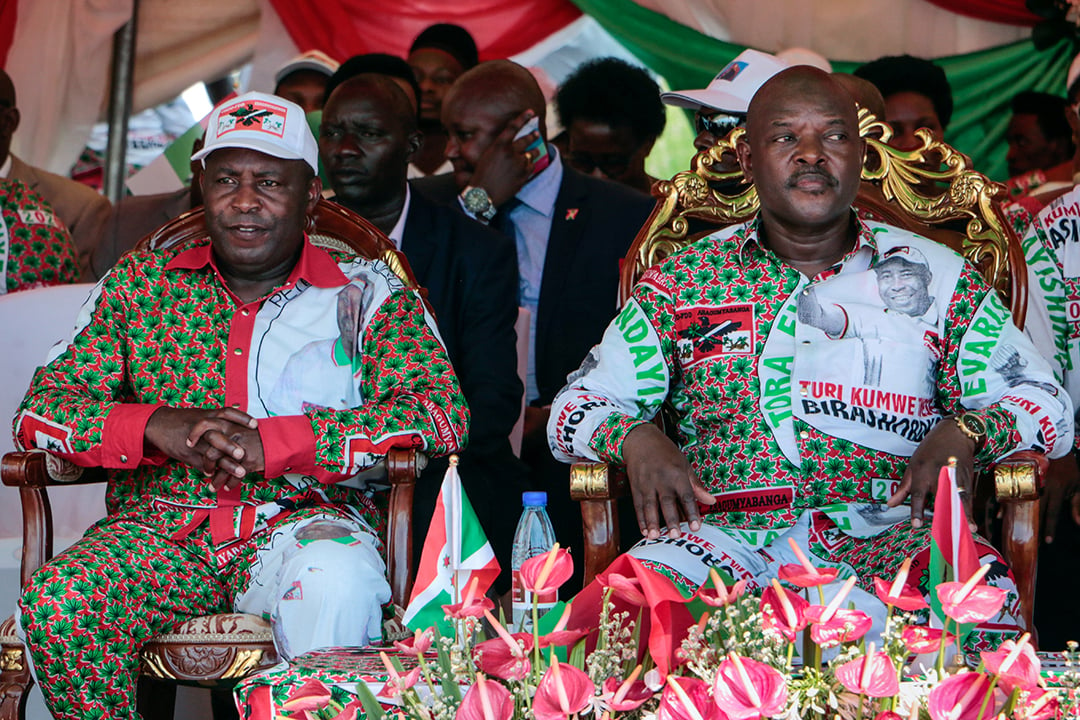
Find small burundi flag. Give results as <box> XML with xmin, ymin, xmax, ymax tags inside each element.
<box><xmin>928</xmin><ymin>461</ymin><xmax>981</xmax><ymax>639</ymax></box>
<box><xmin>402</xmin><ymin>456</ymin><xmax>499</xmax><ymax>634</ymax></box>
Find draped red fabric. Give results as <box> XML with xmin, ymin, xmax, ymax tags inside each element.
<box><xmin>922</xmin><ymin>0</ymin><xmax>1041</xmax><ymax>26</ymax></box>
<box><xmin>266</xmin><ymin>0</ymin><xmax>582</xmax><ymax>63</ymax></box>
<box><xmin>0</xmin><ymin>0</ymin><xmax>17</xmax><ymax>66</ymax></box>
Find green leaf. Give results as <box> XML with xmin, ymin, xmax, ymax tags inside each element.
<box><xmin>351</xmin><ymin>681</ymin><xmax>387</xmax><ymax>720</ymax></box>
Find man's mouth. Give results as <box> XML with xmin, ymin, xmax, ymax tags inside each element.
<box><xmin>228</xmin><ymin>223</ymin><xmax>268</xmax><ymax>238</ymax></box>
<box><xmin>788</xmin><ymin>169</ymin><xmax>837</xmax><ymax>191</ymax></box>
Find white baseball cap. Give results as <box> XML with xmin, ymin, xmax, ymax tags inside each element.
<box><xmin>192</xmin><ymin>92</ymin><xmax>319</xmax><ymax>175</ymax></box>
<box><xmin>661</xmin><ymin>49</ymin><xmax>788</xmax><ymax>115</ymax></box>
<box><xmin>879</xmin><ymin>245</ymin><xmax>930</xmax><ymax>269</ymax></box>
<box><xmin>274</xmin><ymin>50</ymin><xmax>339</xmax><ymax>86</ymax></box>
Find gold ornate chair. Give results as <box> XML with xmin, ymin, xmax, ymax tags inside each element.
<box><xmin>570</xmin><ymin>111</ymin><xmax>1045</xmax><ymax>636</ymax></box>
<box><xmin>0</xmin><ymin>199</ymin><xmax>427</xmax><ymax>719</ymax></box>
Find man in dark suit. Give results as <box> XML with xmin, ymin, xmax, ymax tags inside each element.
<box><xmin>412</xmin><ymin>60</ymin><xmax>655</xmax><ymax>591</ymax></box>
<box><xmin>320</xmin><ymin>74</ymin><xmax>525</xmax><ymax>591</ymax></box>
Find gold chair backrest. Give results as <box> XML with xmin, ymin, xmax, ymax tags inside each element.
<box><xmin>620</xmin><ymin>110</ymin><xmax>1026</xmax><ymax>325</ymax></box>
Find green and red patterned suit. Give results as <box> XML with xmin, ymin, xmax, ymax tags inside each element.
<box><xmin>13</xmin><ymin>234</ymin><xmax>468</xmax><ymax>718</ymax></box>
<box><xmin>549</xmin><ymin>215</ymin><xmax>1072</xmax><ymax>650</ymax></box>
<box><xmin>0</xmin><ymin>178</ymin><xmax>78</xmax><ymax>294</ymax></box>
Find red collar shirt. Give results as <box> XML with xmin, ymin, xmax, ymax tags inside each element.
<box><xmin>14</xmin><ymin>235</ymin><xmax>468</xmax><ymax>557</ymax></box>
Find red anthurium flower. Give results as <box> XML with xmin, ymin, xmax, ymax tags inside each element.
<box><xmin>457</xmin><ymin>674</ymin><xmax>514</xmax><ymax>720</ymax></box>
<box><xmin>600</xmin><ymin>666</ymin><xmax>653</xmax><ymax>712</ymax></box>
<box><xmin>760</xmin><ymin>579</ymin><xmax>809</xmax><ymax>642</ymax></box>
<box><xmin>659</xmin><ymin>676</ymin><xmax>727</xmax><ymax>720</ymax></box>
<box><xmin>1014</xmin><ymin>687</ymin><xmax>1060</xmax><ymax>720</ymax></box>
<box><xmin>936</xmin><ymin>564</ymin><xmax>1007</xmax><ymax>625</ymax></box>
<box><xmin>281</xmin><ymin>678</ymin><xmax>333</xmax><ymax>711</ymax></box>
<box><xmin>606</xmin><ymin>572</ymin><xmax>647</xmax><ymax>606</ymax></box>
<box><xmin>376</xmin><ymin>651</ymin><xmax>422</xmax><ymax>699</ymax></box>
<box><xmin>777</xmin><ymin>538</ymin><xmax>839</xmax><ymax>588</ymax></box>
<box><xmin>329</xmin><ymin>698</ymin><xmax>366</xmax><ymax>720</ymax></box>
<box><xmin>805</xmin><ymin>607</ymin><xmax>873</xmax><ymax>648</ymax></box>
<box><xmin>873</xmin><ymin>557</ymin><xmax>928</xmax><ymax>611</ymax></box>
<box><xmin>927</xmin><ymin>671</ymin><xmax>995</xmax><ymax>720</ymax></box>
<box><xmin>873</xmin><ymin>713</ymin><xmax>903</xmax><ymax>720</ymax></box>
<box><xmin>474</xmin><ymin>610</ymin><xmax>533</xmax><ymax>680</ymax></box>
<box><xmin>539</xmin><ymin>605</ymin><xmax>590</xmax><ymax>648</ymax></box>
<box><xmin>901</xmin><ymin>625</ymin><xmax>955</xmax><ymax>655</ymax></box>
<box><xmin>712</xmin><ymin>653</ymin><xmax>788</xmax><ymax>720</ymax></box>
<box><xmin>533</xmin><ymin>657</ymin><xmax>596</xmax><ymax>720</ymax></box>
<box><xmin>444</xmin><ymin>575</ymin><xmax>495</xmax><ymax>619</ymax></box>
<box><xmin>695</xmin><ymin>569</ymin><xmax>747</xmax><ymax>608</ymax></box>
<box><xmin>834</xmin><ymin>645</ymin><xmax>899</xmax><ymax>698</ymax></box>
<box><xmin>519</xmin><ymin>544</ymin><xmax>573</xmax><ymax>596</ymax></box>
<box><xmin>393</xmin><ymin>628</ymin><xmax>434</xmax><ymax>657</ymax></box>
<box><xmin>980</xmin><ymin>633</ymin><xmax>1041</xmax><ymax>694</ymax></box>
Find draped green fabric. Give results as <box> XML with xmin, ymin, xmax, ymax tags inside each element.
<box><xmin>573</xmin><ymin>0</ymin><xmax>1074</xmax><ymax>180</ymax></box>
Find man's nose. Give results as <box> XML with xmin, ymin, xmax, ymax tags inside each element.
<box><xmin>231</xmin><ymin>182</ymin><xmax>261</xmax><ymax>211</ymax></box>
<box><xmin>794</xmin><ymin>135</ymin><xmax>825</xmax><ymax>164</ymax></box>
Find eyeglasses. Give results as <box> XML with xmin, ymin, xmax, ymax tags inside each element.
<box><xmin>694</xmin><ymin>111</ymin><xmax>743</xmax><ymax>138</ymax></box>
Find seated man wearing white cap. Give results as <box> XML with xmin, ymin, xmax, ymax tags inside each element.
<box><xmin>13</xmin><ymin>91</ymin><xmax>468</xmax><ymax>719</ymax></box>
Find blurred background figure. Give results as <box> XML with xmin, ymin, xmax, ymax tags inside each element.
<box><xmin>273</xmin><ymin>50</ymin><xmax>339</xmax><ymax>114</ymax></box>
<box><xmin>854</xmin><ymin>54</ymin><xmax>953</xmax><ymax>152</ymax></box>
<box><xmin>555</xmin><ymin>58</ymin><xmax>666</xmax><ymax>195</ymax></box>
<box><xmin>1005</xmin><ymin>91</ymin><xmax>1073</xmax><ymax>179</ymax></box>
<box><xmin>408</xmin><ymin>23</ymin><xmax>478</xmax><ymax>177</ymax></box>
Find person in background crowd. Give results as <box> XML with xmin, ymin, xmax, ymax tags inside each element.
<box><xmin>0</xmin><ymin>179</ymin><xmax>78</xmax><ymax>293</ymax></box>
<box><xmin>1006</xmin><ymin>91</ymin><xmax>1074</xmax><ymax>180</ymax></box>
<box><xmin>0</xmin><ymin>69</ymin><xmax>111</xmax><ymax>281</ymax></box>
<box><xmin>323</xmin><ymin>53</ymin><xmax>422</xmax><ymax>113</ymax></box>
<box><xmin>854</xmin><ymin>54</ymin><xmax>953</xmax><ymax>152</ymax></box>
<box><xmin>320</xmin><ymin>73</ymin><xmax>524</xmax><ymax>591</ymax></box>
<box><xmin>407</xmin><ymin>23</ymin><xmax>478</xmax><ymax>178</ymax></box>
<box><xmin>413</xmin><ymin>59</ymin><xmax>656</xmax><ymax>592</ymax></box>
<box><xmin>273</xmin><ymin>50</ymin><xmax>339</xmax><ymax>114</ymax></box>
<box><xmin>661</xmin><ymin>49</ymin><xmax>788</xmax><ymax>154</ymax></box>
<box><xmin>555</xmin><ymin>57</ymin><xmax>666</xmax><ymax>195</ymax></box>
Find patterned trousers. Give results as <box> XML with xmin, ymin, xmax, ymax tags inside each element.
<box><xmin>16</xmin><ymin>508</ymin><xmax>389</xmax><ymax>720</ymax></box>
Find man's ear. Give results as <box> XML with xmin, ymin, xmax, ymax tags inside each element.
<box><xmin>306</xmin><ymin>175</ymin><xmax>323</xmax><ymax>213</ymax></box>
<box><xmin>406</xmin><ymin>130</ymin><xmax>423</xmax><ymax>163</ymax></box>
<box><xmin>735</xmin><ymin>136</ymin><xmax>753</xmax><ymax>182</ymax></box>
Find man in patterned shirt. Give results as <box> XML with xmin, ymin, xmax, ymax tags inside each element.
<box><xmin>0</xmin><ymin>178</ymin><xmax>79</xmax><ymax>293</ymax></box>
<box><xmin>12</xmin><ymin>92</ymin><xmax>468</xmax><ymax>718</ymax></box>
<box><xmin>549</xmin><ymin>67</ymin><xmax>1072</xmax><ymax>650</ymax></box>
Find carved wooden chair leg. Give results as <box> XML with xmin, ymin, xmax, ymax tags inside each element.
<box><xmin>994</xmin><ymin>451</ymin><xmax>1047</xmax><ymax>643</ymax></box>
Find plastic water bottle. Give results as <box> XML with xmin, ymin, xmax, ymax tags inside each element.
<box><xmin>510</xmin><ymin>491</ymin><xmax>558</xmax><ymax>630</ymax></box>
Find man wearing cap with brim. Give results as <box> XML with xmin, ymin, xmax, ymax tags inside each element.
<box><xmin>661</xmin><ymin>48</ymin><xmax>788</xmax><ymax>154</ymax></box>
<box><xmin>275</xmin><ymin>49</ymin><xmax>340</xmax><ymax>113</ymax></box>
<box><xmin>12</xmin><ymin>90</ymin><xmax>468</xmax><ymax>718</ymax></box>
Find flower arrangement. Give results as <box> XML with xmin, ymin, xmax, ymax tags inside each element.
<box><xmin>300</xmin><ymin>542</ymin><xmax>1079</xmax><ymax>720</ymax></box>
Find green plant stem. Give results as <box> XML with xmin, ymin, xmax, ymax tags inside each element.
<box><xmin>857</xmin><ymin>692</ymin><xmax>865</xmax><ymax>720</ymax></box>
<box><xmin>786</xmin><ymin>641</ymin><xmax>794</xmax><ymax>672</ymax></box>
<box><xmin>1003</xmin><ymin>687</ymin><xmax>1019</xmax><ymax>717</ymax></box>
<box><xmin>936</xmin><ymin>617</ymin><xmax>952</xmax><ymax>675</ymax></box>
<box><xmin>532</xmin><ymin>594</ymin><xmax>543</xmax><ymax>684</ymax></box>
<box><xmin>975</xmin><ymin>676</ymin><xmax>999</xmax><ymax>720</ymax></box>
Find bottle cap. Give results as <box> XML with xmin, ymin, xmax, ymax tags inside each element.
<box><xmin>522</xmin><ymin>491</ymin><xmax>548</xmax><ymax>507</ymax></box>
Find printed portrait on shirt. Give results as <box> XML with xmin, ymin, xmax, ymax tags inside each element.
<box><xmin>253</xmin><ymin>277</ymin><xmax>375</xmax><ymax>418</ymax></box>
<box><xmin>789</xmin><ymin>245</ymin><xmax>947</xmax><ymax>455</ymax></box>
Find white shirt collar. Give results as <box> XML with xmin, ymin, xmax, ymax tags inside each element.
<box><xmin>387</xmin><ymin>184</ymin><xmax>411</xmax><ymax>250</ymax></box>
<box><xmin>0</xmin><ymin>155</ymin><xmax>12</xmax><ymax>179</ymax></box>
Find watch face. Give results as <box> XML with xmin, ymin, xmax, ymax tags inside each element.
<box><xmin>960</xmin><ymin>414</ymin><xmax>986</xmax><ymax>436</ymax></box>
<box><xmin>462</xmin><ymin>187</ymin><xmax>492</xmax><ymax>214</ymax></box>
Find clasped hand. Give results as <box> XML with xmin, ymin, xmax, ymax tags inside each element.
<box><xmin>145</xmin><ymin>406</ymin><xmax>264</xmax><ymax>492</ymax></box>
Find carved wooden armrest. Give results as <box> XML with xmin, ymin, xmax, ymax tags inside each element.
<box><xmin>1</xmin><ymin>450</ymin><xmax>107</xmax><ymax>488</ymax></box>
<box><xmin>993</xmin><ymin>450</ymin><xmax>1047</xmax><ymax>502</ymax></box>
<box><xmin>571</xmin><ymin>462</ymin><xmax>629</xmax><ymax>585</ymax></box>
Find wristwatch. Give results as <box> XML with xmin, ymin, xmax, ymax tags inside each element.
<box><xmin>953</xmin><ymin>412</ymin><xmax>987</xmax><ymax>450</ymax></box>
<box><xmin>460</xmin><ymin>186</ymin><xmax>497</xmax><ymax>223</ymax></box>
